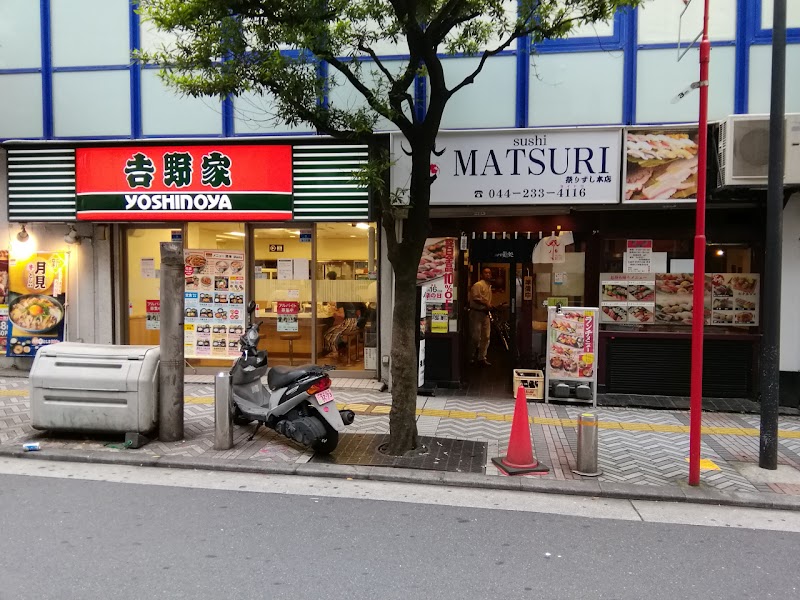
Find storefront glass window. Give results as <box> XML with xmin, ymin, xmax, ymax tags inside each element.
<box><xmin>317</xmin><ymin>223</ymin><xmax>378</xmax><ymax>370</ymax></box>
<box><xmin>124</xmin><ymin>222</ymin><xmax>378</xmax><ymax>372</ymax></box>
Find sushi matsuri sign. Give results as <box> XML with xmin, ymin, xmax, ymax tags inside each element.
<box><xmin>623</xmin><ymin>126</ymin><xmax>699</xmax><ymax>203</ymax></box>
<box><xmin>391</xmin><ymin>128</ymin><xmax>622</xmax><ymax>205</ymax></box>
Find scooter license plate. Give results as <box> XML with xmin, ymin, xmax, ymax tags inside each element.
<box><xmin>315</xmin><ymin>389</ymin><xmax>335</xmax><ymax>405</ymax></box>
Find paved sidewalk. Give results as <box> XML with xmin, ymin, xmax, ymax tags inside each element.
<box><xmin>2</xmin><ymin>375</ymin><xmax>800</xmax><ymax>510</ymax></box>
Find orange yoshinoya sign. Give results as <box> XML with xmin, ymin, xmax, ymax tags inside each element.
<box><xmin>75</xmin><ymin>145</ymin><xmax>293</xmax><ymax>221</ymax></box>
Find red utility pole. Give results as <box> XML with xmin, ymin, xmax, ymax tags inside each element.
<box><xmin>689</xmin><ymin>0</ymin><xmax>711</xmax><ymax>487</ymax></box>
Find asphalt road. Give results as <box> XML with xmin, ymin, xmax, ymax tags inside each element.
<box><xmin>0</xmin><ymin>458</ymin><xmax>798</xmax><ymax>600</ymax></box>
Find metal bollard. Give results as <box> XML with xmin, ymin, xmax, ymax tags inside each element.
<box><xmin>214</xmin><ymin>372</ymin><xmax>233</xmax><ymax>450</ymax></box>
<box><xmin>572</xmin><ymin>413</ymin><xmax>602</xmax><ymax>477</ymax></box>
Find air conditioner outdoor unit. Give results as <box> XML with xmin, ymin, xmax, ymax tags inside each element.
<box><xmin>717</xmin><ymin>113</ymin><xmax>800</xmax><ymax>187</ymax></box>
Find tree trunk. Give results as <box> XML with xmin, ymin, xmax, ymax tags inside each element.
<box><xmin>386</xmin><ymin>265</ymin><xmax>419</xmax><ymax>454</ymax></box>
<box><xmin>383</xmin><ymin>145</ymin><xmax>432</xmax><ymax>455</ymax></box>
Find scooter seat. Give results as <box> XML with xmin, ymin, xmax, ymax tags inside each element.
<box><xmin>267</xmin><ymin>364</ymin><xmax>321</xmax><ymax>389</ymax></box>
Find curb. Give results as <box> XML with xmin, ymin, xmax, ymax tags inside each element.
<box><xmin>2</xmin><ymin>446</ymin><xmax>799</xmax><ymax>512</ymax></box>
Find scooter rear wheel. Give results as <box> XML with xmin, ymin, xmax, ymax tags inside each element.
<box><xmin>233</xmin><ymin>407</ymin><xmax>254</xmax><ymax>426</ymax></box>
<box><xmin>311</xmin><ymin>429</ymin><xmax>339</xmax><ymax>454</ymax></box>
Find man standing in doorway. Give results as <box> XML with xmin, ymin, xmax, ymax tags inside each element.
<box><xmin>469</xmin><ymin>267</ymin><xmax>494</xmax><ymax>366</ymax></box>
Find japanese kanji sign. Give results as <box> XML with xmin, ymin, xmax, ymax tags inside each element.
<box><xmin>392</xmin><ymin>128</ymin><xmax>622</xmax><ymax>206</ymax></box>
<box><xmin>75</xmin><ymin>145</ymin><xmax>293</xmax><ymax>221</ymax></box>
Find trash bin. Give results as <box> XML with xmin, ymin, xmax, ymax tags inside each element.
<box><xmin>29</xmin><ymin>343</ymin><xmax>160</xmax><ymax>435</ymax></box>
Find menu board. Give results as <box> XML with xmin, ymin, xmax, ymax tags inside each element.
<box><xmin>183</xmin><ymin>250</ymin><xmax>246</xmax><ymax>358</ymax></box>
<box><xmin>546</xmin><ymin>308</ymin><xmax>598</xmax><ymax>382</ymax></box>
<box><xmin>599</xmin><ymin>273</ymin><xmax>760</xmax><ymax>327</ymax></box>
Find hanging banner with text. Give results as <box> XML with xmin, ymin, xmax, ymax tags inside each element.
<box><xmin>76</xmin><ymin>145</ymin><xmax>293</xmax><ymax>221</ymax></box>
<box><xmin>6</xmin><ymin>252</ymin><xmax>69</xmax><ymax>357</ymax></box>
<box><xmin>417</xmin><ymin>237</ymin><xmax>458</xmax><ymax>332</ymax></box>
<box><xmin>392</xmin><ymin>128</ymin><xmax>622</xmax><ymax>206</ymax></box>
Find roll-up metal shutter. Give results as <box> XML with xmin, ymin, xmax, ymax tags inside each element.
<box><xmin>6</xmin><ymin>148</ymin><xmax>76</xmax><ymax>222</ymax></box>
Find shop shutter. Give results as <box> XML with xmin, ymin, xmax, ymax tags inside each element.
<box><xmin>6</xmin><ymin>148</ymin><xmax>76</xmax><ymax>222</ymax></box>
<box><xmin>292</xmin><ymin>144</ymin><xmax>370</xmax><ymax>221</ymax></box>
<box><xmin>606</xmin><ymin>338</ymin><xmax>754</xmax><ymax>399</ymax></box>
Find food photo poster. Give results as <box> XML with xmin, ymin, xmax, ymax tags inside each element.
<box><xmin>623</xmin><ymin>127</ymin><xmax>699</xmax><ymax>203</ymax></box>
<box><xmin>6</xmin><ymin>252</ymin><xmax>69</xmax><ymax>357</ymax></box>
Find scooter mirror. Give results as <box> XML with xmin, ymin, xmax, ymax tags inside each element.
<box><xmin>247</xmin><ymin>300</ymin><xmax>256</xmax><ymax>314</ymax></box>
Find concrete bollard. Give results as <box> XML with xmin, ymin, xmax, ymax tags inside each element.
<box><xmin>214</xmin><ymin>372</ymin><xmax>233</xmax><ymax>450</ymax></box>
<box><xmin>572</xmin><ymin>412</ymin><xmax>602</xmax><ymax>477</ymax></box>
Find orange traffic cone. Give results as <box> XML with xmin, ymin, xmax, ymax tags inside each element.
<box><xmin>491</xmin><ymin>385</ymin><xmax>550</xmax><ymax>476</ymax></box>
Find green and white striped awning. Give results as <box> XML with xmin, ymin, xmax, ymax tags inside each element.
<box><xmin>292</xmin><ymin>144</ymin><xmax>370</xmax><ymax>221</ymax></box>
<box><xmin>6</xmin><ymin>148</ymin><xmax>77</xmax><ymax>222</ymax></box>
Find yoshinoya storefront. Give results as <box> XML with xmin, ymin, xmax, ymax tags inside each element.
<box><xmin>390</xmin><ymin>126</ymin><xmax>768</xmax><ymax>401</ymax></box>
<box><xmin>1</xmin><ymin>139</ymin><xmax>386</xmax><ymax>377</ymax></box>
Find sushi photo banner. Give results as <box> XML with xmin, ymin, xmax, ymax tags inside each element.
<box><xmin>623</xmin><ymin>126</ymin><xmax>699</xmax><ymax>203</ymax></box>
<box><xmin>6</xmin><ymin>251</ymin><xmax>69</xmax><ymax>357</ymax></box>
<box><xmin>599</xmin><ymin>272</ymin><xmax>760</xmax><ymax>327</ymax></box>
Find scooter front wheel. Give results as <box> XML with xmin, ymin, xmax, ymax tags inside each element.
<box><xmin>312</xmin><ymin>429</ymin><xmax>339</xmax><ymax>454</ymax></box>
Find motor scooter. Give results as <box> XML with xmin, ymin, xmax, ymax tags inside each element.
<box><xmin>230</xmin><ymin>301</ymin><xmax>355</xmax><ymax>454</ymax></box>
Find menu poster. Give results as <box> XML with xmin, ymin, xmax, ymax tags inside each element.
<box><xmin>0</xmin><ymin>250</ymin><xmax>8</xmax><ymax>350</ymax></box>
<box><xmin>710</xmin><ymin>274</ymin><xmax>759</xmax><ymax>326</ymax></box>
<box><xmin>599</xmin><ymin>273</ymin><xmax>760</xmax><ymax>327</ymax></box>
<box><xmin>183</xmin><ymin>250</ymin><xmax>246</xmax><ymax>358</ymax></box>
<box><xmin>6</xmin><ymin>252</ymin><xmax>69</xmax><ymax>357</ymax></box>
<box><xmin>547</xmin><ymin>308</ymin><xmax>597</xmax><ymax>382</ymax></box>
<box><xmin>600</xmin><ymin>273</ymin><xmax>655</xmax><ymax>324</ymax></box>
<box><xmin>145</xmin><ymin>300</ymin><xmax>160</xmax><ymax>330</ymax></box>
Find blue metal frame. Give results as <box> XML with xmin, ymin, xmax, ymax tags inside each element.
<box><xmin>734</xmin><ymin>0</ymin><xmax>751</xmax><ymax>113</ymax></box>
<box><xmin>622</xmin><ymin>7</ymin><xmax>637</xmax><ymax>125</ymax></box>
<box><xmin>39</xmin><ymin>0</ymin><xmax>53</xmax><ymax>139</ymax></box>
<box><xmin>751</xmin><ymin>0</ymin><xmax>800</xmax><ymax>43</ymax></box>
<box><xmin>129</xmin><ymin>2</ymin><xmax>142</xmax><ymax>138</ymax></box>
<box><xmin>7</xmin><ymin>2</ymin><xmax>800</xmax><ymax>141</ymax></box>
<box><xmin>515</xmin><ymin>33</ymin><xmax>530</xmax><ymax>128</ymax></box>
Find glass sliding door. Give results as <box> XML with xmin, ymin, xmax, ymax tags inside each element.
<box><xmin>252</xmin><ymin>226</ymin><xmax>314</xmax><ymax>366</ymax></box>
<box><xmin>317</xmin><ymin>222</ymin><xmax>378</xmax><ymax>370</ymax></box>
<box><xmin>125</xmin><ymin>226</ymin><xmax>174</xmax><ymax>345</ymax></box>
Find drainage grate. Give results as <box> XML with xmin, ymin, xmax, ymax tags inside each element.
<box><xmin>312</xmin><ymin>434</ymin><xmax>487</xmax><ymax>474</ymax></box>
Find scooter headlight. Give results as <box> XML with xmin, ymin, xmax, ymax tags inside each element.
<box><xmin>247</xmin><ymin>328</ymin><xmax>259</xmax><ymax>344</ymax></box>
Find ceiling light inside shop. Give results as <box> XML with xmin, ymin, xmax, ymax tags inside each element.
<box><xmin>226</xmin><ymin>231</ymin><xmax>246</xmax><ymax>237</ymax></box>
<box><xmin>716</xmin><ymin>249</ymin><xmax>725</xmax><ymax>256</ymax></box>
<box><xmin>355</xmin><ymin>223</ymin><xmax>370</xmax><ymax>230</ymax></box>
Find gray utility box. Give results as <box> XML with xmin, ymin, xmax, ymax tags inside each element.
<box><xmin>30</xmin><ymin>343</ymin><xmax>160</xmax><ymax>434</ymax></box>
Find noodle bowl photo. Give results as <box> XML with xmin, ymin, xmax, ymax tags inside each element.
<box><xmin>8</xmin><ymin>294</ymin><xmax>64</xmax><ymax>334</ymax></box>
